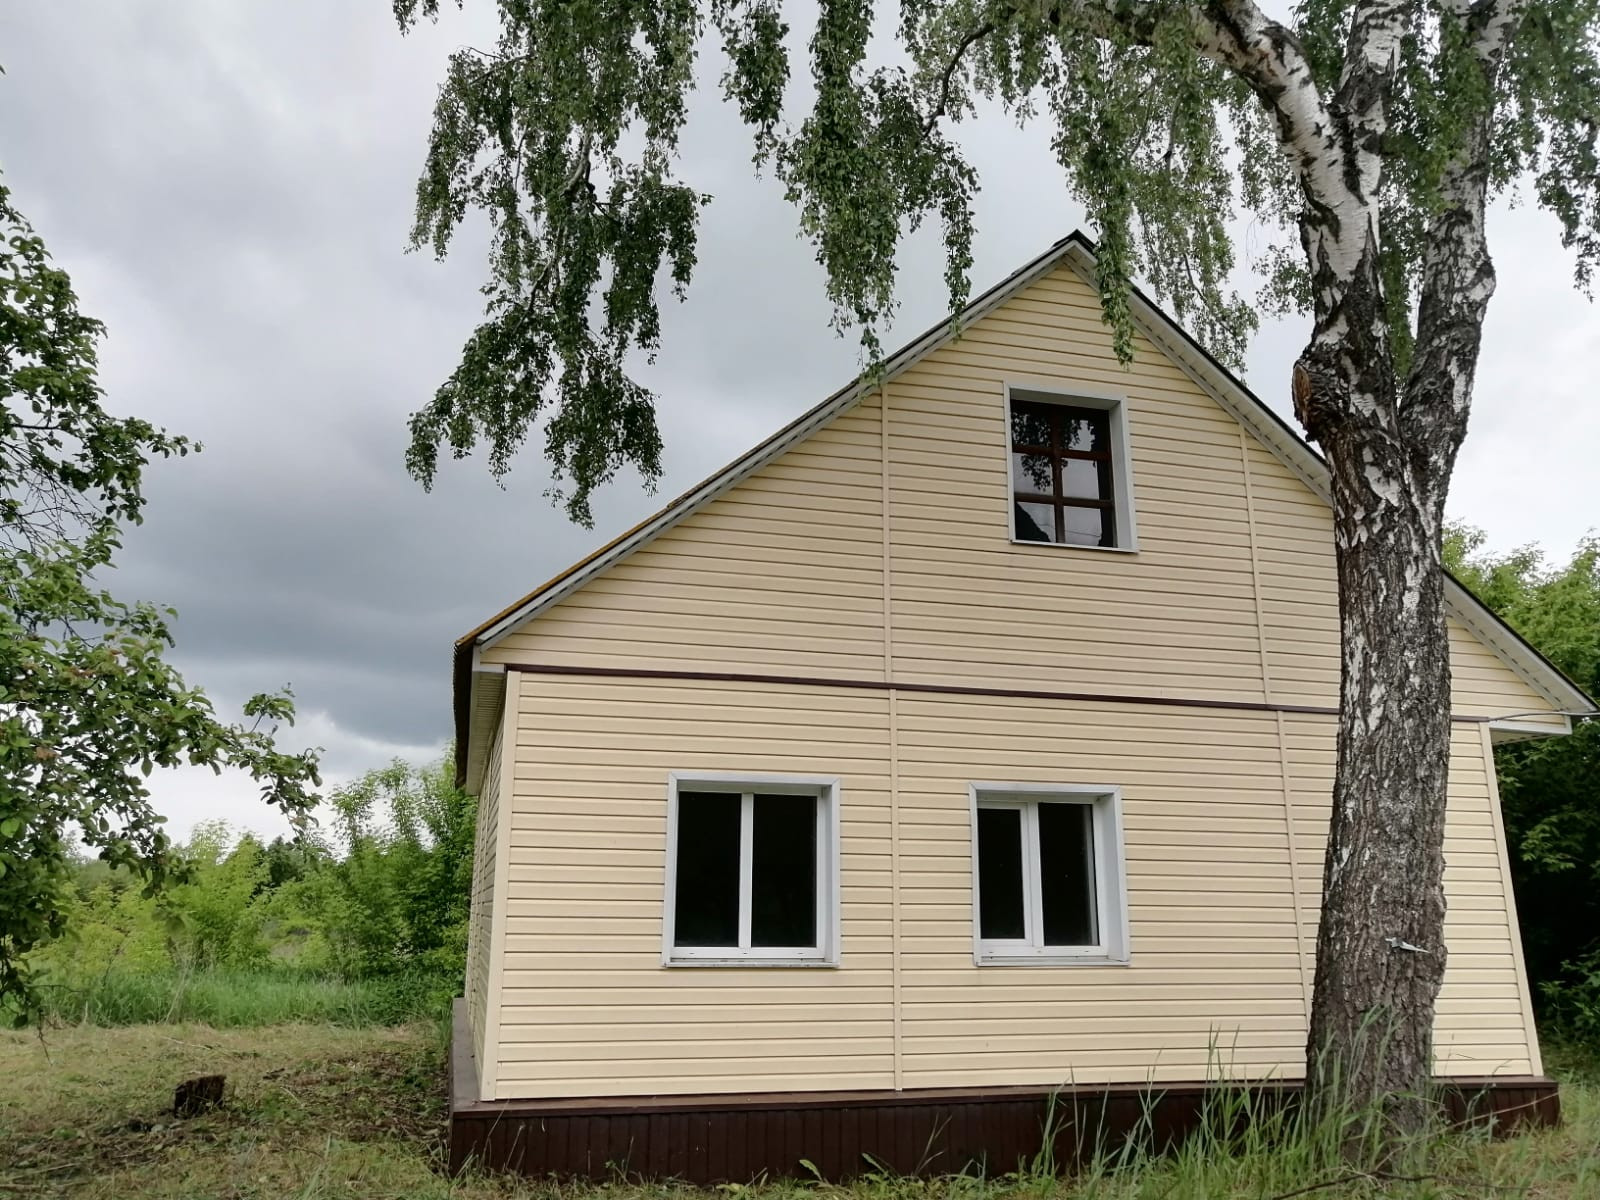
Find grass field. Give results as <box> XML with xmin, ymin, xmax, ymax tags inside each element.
<box><xmin>4</xmin><ymin>1022</ymin><xmax>1600</xmax><ymax>1199</ymax></box>
<box><xmin>14</xmin><ymin>968</ymin><xmax>459</xmax><ymax>1029</ymax></box>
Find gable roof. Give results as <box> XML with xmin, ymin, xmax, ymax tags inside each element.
<box><xmin>453</xmin><ymin>231</ymin><xmax>1594</xmax><ymax>784</ymax></box>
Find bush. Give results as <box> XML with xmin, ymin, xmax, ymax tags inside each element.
<box><xmin>20</xmin><ymin>750</ymin><xmax>476</xmax><ymax>1028</ymax></box>
<box><xmin>1446</xmin><ymin>529</ymin><xmax>1600</xmax><ymax>1037</ymax></box>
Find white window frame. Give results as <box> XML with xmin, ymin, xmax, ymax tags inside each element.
<box><xmin>969</xmin><ymin>783</ymin><xmax>1130</xmax><ymax>966</ymax></box>
<box><xmin>662</xmin><ymin>773</ymin><xmax>841</xmax><ymax>967</ymax></box>
<box><xmin>1004</xmin><ymin>381</ymin><xmax>1139</xmax><ymax>553</ymax></box>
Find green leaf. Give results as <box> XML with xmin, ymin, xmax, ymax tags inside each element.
<box><xmin>0</xmin><ymin>172</ymin><xmax>324</xmax><ymax>1021</ymax></box>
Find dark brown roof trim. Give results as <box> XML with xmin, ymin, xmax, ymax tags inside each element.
<box><xmin>504</xmin><ymin>661</ymin><xmax>1513</xmax><ymax>725</ymax></box>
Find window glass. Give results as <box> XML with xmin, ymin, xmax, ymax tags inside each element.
<box><xmin>1014</xmin><ymin>502</ymin><xmax>1054</xmax><ymax>543</ymax></box>
<box><xmin>1060</xmin><ymin>457</ymin><xmax>1102</xmax><ymax>499</ymax></box>
<box><xmin>976</xmin><ymin>807</ymin><xmax>1026</xmax><ymax>940</ymax></box>
<box><xmin>1038</xmin><ymin>802</ymin><xmax>1098</xmax><ymax>947</ymax></box>
<box><xmin>1062</xmin><ymin>506</ymin><xmax>1110</xmax><ymax>546</ymax></box>
<box><xmin>751</xmin><ymin>793</ymin><xmax>817</xmax><ymax>947</ymax></box>
<box><xmin>1008</xmin><ymin>397</ymin><xmax>1120</xmax><ymax>548</ymax></box>
<box><xmin>1013</xmin><ymin>451</ymin><xmax>1054</xmax><ymax>495</ymax></box>
<box><xmin>674</xmin><ymin>791</ymin><xmax>741</xmax><ymax>946</ymax></box>
<box><xmin>1010</xmin><ymin>406</ymin><xmax>1052</xmax><ymax>448</ymax></box>
<box><xmin>1062</xmin><ymin>413</ymin><xmax>1104</xmax><ymax>452</ymax></box>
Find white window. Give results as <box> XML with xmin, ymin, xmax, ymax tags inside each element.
<box><xmin>970</xmin><ymin>785</ymin><xmax>1129</xmax><ymax>966</ymax></box>
<box><xmin>663</xmin><ymin>775</ymin><xmax>839</xmax><ymax>966</ymax></box>
<box><xmin>1007</xmin><ymin>386</ymin><xmax>1136</xmax><ymax>551</ymax></box>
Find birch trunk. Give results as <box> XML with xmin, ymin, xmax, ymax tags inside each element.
<box><xmin>1289</xmin><ymin>0</ymin><xmax>1507</xmax><ymax>1136</ymax></box>
<box><xmin>1304</xmin><ymin>413</ymin><xmax>1454</xmax><ymax>1137</ymax></box>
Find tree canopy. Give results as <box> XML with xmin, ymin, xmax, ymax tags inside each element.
<box><xmin>0</xmin><ymin>173</ymin><xmax>321</xmax><ymax>1020</ymax></box>
<box><xmin>394</xmin><ymin>0</ymin><xmax>1598</xmax><ymax>523</ymax></box>
<box><xmin>1446</xmin><ymin>527</ymin><xmax>1600</xmax><ymax>1036</ymax></box>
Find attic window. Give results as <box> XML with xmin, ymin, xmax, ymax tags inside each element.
<box><xmin>664</xmin><ymin>776</ymin><xmax>838</xmax><ymax>967</ymax></box>
<box><xmin>1009</xmin><ymin>392</ymin><xmax>1135</xmax><ymax>550</ymax></box>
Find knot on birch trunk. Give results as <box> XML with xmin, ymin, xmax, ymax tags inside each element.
<box><xmin>1292</xmin><ymin>357</ymin><xmax>1347</xmax><ymax>440</ymax></box>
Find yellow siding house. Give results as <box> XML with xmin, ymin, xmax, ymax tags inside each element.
<box><xmin>446</xmin><ymin>234</ymin><xmax>1588</xmax><ymax>1181</ymax></box>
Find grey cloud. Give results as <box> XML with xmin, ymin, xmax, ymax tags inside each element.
<box><xmin>3</xmin><ymin>3</ymin><xmax>1595</xmax><ymax>834</ymax></box>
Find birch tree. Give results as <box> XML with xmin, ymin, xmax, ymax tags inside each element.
<box><xmin>392</xmin><ymin>0</ymin><xmax>1600</xmax><ymax>1134</ymax></box>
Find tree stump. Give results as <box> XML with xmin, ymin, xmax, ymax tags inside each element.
<box><xmin>172</xmin><ymin>1074</ymin><xmax>225</xmax><ymax>1117</ymax></box>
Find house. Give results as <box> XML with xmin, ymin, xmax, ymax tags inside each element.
<box><xmin>446</xmin><ymin>233</ymin><xmax>1587</xmax><ymax>1180</ymax></box>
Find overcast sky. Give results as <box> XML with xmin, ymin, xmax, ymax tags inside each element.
<box><xmin>3</xmin><ymin>4</ymin><xmax>1595</xmax><ymax>842</ymax></box>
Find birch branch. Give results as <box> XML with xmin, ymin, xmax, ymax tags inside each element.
<box><xmin>1402</xmin><ymin>0</ymin><xmax>1527</xmax><ymax>451</ymax></box>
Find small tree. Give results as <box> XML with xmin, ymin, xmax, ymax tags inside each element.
<box><xmin>392</xmin><ymin>0</ymin><xmax>1599</xmax><ymax>1135</ymax></box>
<box><xmin>1446</xmin><ymin>528</ymin><xmax>1600</xmax><ymax>1032</ymax></box>
<box><xmin>307</xmin><ymin>755</ymin><xmax>475</xmax><ymax>978</ymax></box>
<box><xmin>0</xmin><ymin>173</ymin><xmax>322</xmax><ymax>1019</ymax></box>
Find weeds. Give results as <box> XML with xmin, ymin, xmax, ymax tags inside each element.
<box><xmin>9</xmin><ymin>967</ymin><xmax>457</xmax><ymax>1028</ymax></box>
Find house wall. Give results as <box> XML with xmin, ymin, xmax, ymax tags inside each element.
<box><xmin>473</xmin><ymin>260</ymin><xmax>1558</xmax><ymax>1100</ymax></box>
<box><xmin>497</xmin><ymin>671</ymin><xmax>898</xmax><ymax>1097</ymax></box>
<box><xmin>484</xmin><ymin>403</ymin><xmax>889</xmax><ymax>682</ymax></box>
<box><xmin>464</xmin><ymin>704</ymin><xmax>506</xmax><ymax>1088</ymax></box>
<box><xmin>491</xmin><ymin>671</ymin><xmax>1536</xmax><ymax>1099</ymax></box>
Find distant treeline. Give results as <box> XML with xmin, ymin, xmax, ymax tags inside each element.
<box><xmin>18</xmin><ymin>755</ymin><xmax>472</xmax><ymax>1027</ymax></box>
<box><xmin>1447</xmin><ymin>527</ymin><xmax>1600</xmax><ymax>1044</ymax></box>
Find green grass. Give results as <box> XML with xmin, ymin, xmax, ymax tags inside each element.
<box><xmin>3</xmin><ymin>1021</ymin><xmax>1598</xmax><ymax>1199</ymax></box>
<box><xmin>18</xmin><ymin>967</ymin><xmax>458</xmax><ymax>1028</ymax></box>
<box><xmin>0</xmin><ymin>1022</ymin><xmax>467</xmax><ymax>1199</ymax></box>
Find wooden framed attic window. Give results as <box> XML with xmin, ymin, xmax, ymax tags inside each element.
<box><xmin>663</xmin><ymin>774</ymin><xmax>840</xmax><ymax>967</ymax></box>
<box><xmin>970</xmin><ymin>784</ymin><xmax>1129</xmax><ymax>966</ymax></box>
<box><xmin>1008</xmin><ymin>389</ymin><xmax>1136</xmax><ymax>550</ymax></box>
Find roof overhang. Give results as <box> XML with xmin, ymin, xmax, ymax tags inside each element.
<box><xmin>451</xmin><ymin>231</ymin><xmax>1595</xmax><ymax>785</ymax></box>
<box><xmin>454</xmin><ymin>649</ymin><xmax>506</xmax><ymax>794</ymax></box>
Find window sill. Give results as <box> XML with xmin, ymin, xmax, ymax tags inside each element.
<box><xmin>975</xmin><ymin>954</ymin><xmax>1130</xmax><ymax>968</ymax></box>
<box><xmin>1008</xmin><ymin>538</ymin><xmax>1138</xmax><ymax>555</ymax></box>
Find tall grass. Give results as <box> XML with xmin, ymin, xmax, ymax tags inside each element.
<box><xmin>1005</xmin><ymin>1070</ymin><xmax>1593</xmax><ymax>1199</ymax></box>
<box><xmin>13</xmin><ymin>967</ymin><xmax>457</xmax><ymax>1029</ymax></box>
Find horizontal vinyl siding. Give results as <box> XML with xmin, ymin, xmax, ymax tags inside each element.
<box><xmin>493</xmin><ymin>678</ymin><xmax>1536</xmax><ymax>1098</ymax></box>
<box><xmin>495</xmin><ymin>673</ymin><xmax>897</xmax><ymax>1098</ymax></box>
<box><xmin>894</xmin><ymin>693</ymin><xmax>1306</xmax><ymax>1087</ymax></box>
<box><xmin>465</xmin><ymin>715</ymin><xmax>503</xmax><ymax>1081</ymax></box>
<box><xmin>1280</xmin><ymin>714</ymin><xmax>1535</xmax><ymax>1075</ymax></box>
<box><xmin>886</xmin><ymin>273</ymin><xmax>1268</xmax><ymax>702</ymax></box>
<box><xmin>480</xmin><ymin>402</ymin><xmax>888</xmax><ymax>680</ymax></box>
